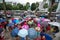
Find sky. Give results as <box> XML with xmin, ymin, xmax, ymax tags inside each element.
<box><xmin>5</xmin><ymin>0</ymin><xmax>43</xmax><ymax>4</ymax></box>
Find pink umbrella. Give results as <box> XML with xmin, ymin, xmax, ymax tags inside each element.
<box><xmin>22</xmin><ymin>24</ymin><xmax>29</xmax><ymax>30</ymax></box>
<box><xmin>37</xmin><ymin>23</ymin><xmax>41</xmax><ymax>27</ymax></box>
<box><xmin>42</xmin><ymin>18</ymin><xmax>50</xmax><ymax>22</ymax></box>
<box><xmin>22</xmin><ymin>22</ymin><xmax>29</xmax><ymax>30</ymax></box>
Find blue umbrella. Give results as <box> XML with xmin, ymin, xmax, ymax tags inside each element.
<box><xmin>7</xmin><ymin>23</ymin><xmax>14</xmax><ymax>27</ymax></box>
<box><xmin>0</xmin><ymin>19</ymin><xmax>6</xmax><ymax>23</ymax></box>
<box><xmin>40</xmin><ymin>33</ymin><xmax>52</xmax><ymax>40</ymax></box>
<box><xmin>11</xmin><ymin>27</ymin><xmax>19</xmax><ymax>37</ymax></box>
<box><xmin>28</xmin><ymin>28</ymin><xmax>37</xmax><ymax>39</ymax></box>
<box><xmin>12</xmin><ymin>19</ymin><xmax>19</xmax><ymax>24</ymax></box>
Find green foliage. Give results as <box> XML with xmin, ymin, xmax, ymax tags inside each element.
<box><xmin>12</xmin><ymin>5</ymin><xmax>19</xmax><ymax>10</ymax></box>
<box><xmin>43</xmin><ymin>3</ymin><xmax>48</xmax><ymax>9</ymax></box>
<box><xmin>52</xmin><ymin>4</ymin><xmax>58</xmax><ymax>12</ymax></box>
<box><xmin>31</xmin><ymin>3</ymin><xmax>36</xmax><ymax>11</ymax></box>
<box><xmin>17</xmin><ymin>3</ymin><xmax>23</xmax><ymax>10</ymax></box>
<box><xmin>6</xmin><ymin>4</ymin><xmax>12</xmax><ymax>10</ymax></box>
<box><xmin>0</xmin><ymin>3</ymin><xmax>3</xmax><ymax>10</ymax></box>
<box><xmin>48</xmin><ymin>4</ymin><xmax>58</xmax><ymax>12</ymax></box>
<box><xmin>36</xmin><ymin>2</ymin><xmax>39</xmax><ymax>8</ymax></box>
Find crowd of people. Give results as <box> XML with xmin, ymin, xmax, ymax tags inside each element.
<box><xmin>0</xmin><ymin>16</ymin><xmax>59</xmax><ymax>40</ymax></box>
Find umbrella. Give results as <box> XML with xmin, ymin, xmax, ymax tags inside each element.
<box><xmin>44</xmin><ymin>33</ymin><xmax>52</xmax><ymax>40</ymax></box>
<box><xmin>7</xmin><ymin>23</ymin><xmax>14</xmax><ymax>27</ymax></box>
<box><xmin>43</xmin><ymin>19</ymin><xmax>50</xmax><ymax>22</ymax></box>
<box><xmin>18</xmin><ymin>29</ymin><xmax>28</xmax><ymax>38</ymax></box>
<box><xmin>28</xmin><ymin>20</ymin><xmax>33</xmax><ymax>25</ymax></box>
<box><xmin>0</xmin><ymin>18</ymin><xmax>6</xmax><ymax>23</ymax></box>
<box><xmin>40</xmin><ymin>21</ymin><xmax>48</xmax><ymax>27</ymax></box>
<box><xmin>28</xmin><ymin>28</ymin><xmax>37</xmax><ymax>39</ymax></box>
<box><xmin>11</xmin><ymin>27</ymin><xmax>19</xmax><ymax>37</ymax></box>
<box><xmin>48</xmin><ymin>22</ymin><xmax>60</xmax><ymax>27</ymax></box>
<box><xmin>40</xmin><ymin>33</ymin><xmax>52</xmax><ymax>40</ymax></box>
<box><xmin>22</xmin><ymin>25</ymin><xmax>29</xmax><ymax>30</ymax></box>
<box><xmin>33</xmin><ymin>18</ymin><xmax>40</xmax><ymax>22</ymax></box>
<box><xmin>12</xmin><ymin>19</ymin><xmax>19</xmax><ymax>24</ymax></box>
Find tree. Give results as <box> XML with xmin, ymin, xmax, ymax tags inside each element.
<box><xmin>6</xmin><ymin>4</ymin><xmax>12</xmax><ymax>10</ymax></box>
<box><xmin>26</xmin><ymin>2</ymin><xmax>30</xmax><ymax>10</ymax></box>
<box><xmin>52</xmin><ymin>3</ymin><xmax>58</xmax><ymax>12</ymax></box>
<box><xmin>36</xmin><ymin>2</ymin><xmax>39</xmax><ymax>8</ymax></box>
<box><xmin>12</xmin><ymin>5</ymin><xmax>18</xmax><ymax>10</ymax></box>
<box><xmin>3</xmin><ymin>0</ymin><xmax>7</xmax><ymax>18</ymax></box>
<box><xmin>31</xmin><ymin>3</ymin><xmax>36</xmax><ymax>11</ymax></box>
<box><xmin>23</xmin><ymin>2</ymin><xmax>30</xmax><ymax>10</ymax></box>
<box><xmin>43</xmin><ymin>3</ymin><xmax>48</xmax><ymax>9</ymax></box>
<box><xmin>17</xmin><ymin>3</ymin><xmax>23</xmax><ymax>10</ymax></box>
<box><xmin>0</xmin><ymin>3</ymin><xmax>3</xmax><ymax>10</ymax></box>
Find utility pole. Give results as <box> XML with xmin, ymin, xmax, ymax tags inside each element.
<box><xmin>3</xmin><ymin>0</ymin><xmax>7</xmax><ymax>18</ymax></box>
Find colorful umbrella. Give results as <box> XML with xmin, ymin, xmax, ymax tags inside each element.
<box><xmin>28</xmin><ymin>20</ymin><xmax>33</xmax><ymax>25</ymax></box>
<box><xmin>43</xmin><ymin>19</ymin><xmax>50</xmax><ymax>22</ymax></box>
<box><xmin>0</xmin><ymin>18</ymin><xmax>6</xmax><ymax>23</ymax></box>
<box><xmin>7</xmin><ymin>23</ymin><xmax>14</xmax><ymax>27</ymax></box>
<box><xmin>28</xmin><ymin>28</ymin><xmax>37</xmax><ymax>39</ymax></box>
<box><xmin>11</xmin><ymin>27</ymin><xmax>19</xmax><ymax>37</ymax></box>
<box><xmin>22</xmin><ymin>24</ymin><xmax>29</xmax><ymax>30</ymax></box>
<box><xmin>40</xmin><ymin>33</ymin><xmax>52</xmax><ymax>40</ymax></box>
<box><xmin>13</xmin><ymin>19</ymin><xmax>19</xmax><ymax>24</ymax></box>
<box><xmin>40</xmin><ymin>21</ymin><xmax>48</xmax><ymax>27</ymax></box>
<box><xmin>48</xmin><ymin>22</ymin><xmax>60</xmax><ymax>27</ymax></box>
<box><xmin>18</xmin><ymin>29</ymin><xmax>28</xmax><ymax>37</ymax></box>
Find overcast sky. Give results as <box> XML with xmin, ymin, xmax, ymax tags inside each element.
<box><xmin>5</xmin><ymin>0</ymin><xmax>43</xmax><ymax>4</ymax></box>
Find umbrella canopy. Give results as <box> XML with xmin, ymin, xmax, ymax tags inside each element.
<box><xmin>48</xmin><ymin>22</ymin><xmax>60</xmax><ymax>27</ymax></box>
<box><xmin>18</xmin><ymin>29</ymin><xmax>28</xmax><ymax>37</ymax></box>
<box><xmin>40</xmin><ymin>33</ymin><xmax>52</xmax><ymax>40</ymax></box>
<box><xmin>43</xmin><ymin>19</ymin><xmax>50</xmax><ymax>22</ymax></box>
<box><xmin>28</xmin><ymin>20</ymin><xmax>33</xmax><ymax>25</ymax></box>
<box><xmin>22</xmin><ymin>24</ymin><xmax>29</xmax><ymax>30</ymax></box>
<box><xmin>28</xmin><ymin>28</ymin><xmax>37</xmax><ymax>39</ymax></box>
<box><xmin>12</xmin><ymin>19</ymin><xmax>20</xmax><ymax>24</ymax></box>
<box><xmin>11</xmin><ymin>27</ymin><xmax>19</xmax><ymax>37</ymax></box>
<box><xmin>44</xmin><ymin>33</ymin><xmax>52</xmax><ymax>40</ymax></box>
<box><xmin>7</xmin><ymin>23</ymin><xmax>14</xmax><ymax>27</ymax></box>
<box><xmin>0</xmin><ymin>18</ymin><xmax>6</xmax><ymax>23</ymax></box>
<box><xmin>33</xmin><ymin>18</ymin><xmax>40</xmax><ymax>22</ymax></box>
<box><xmin>40</xmin><ymin>21</ymin><xmax>48</xmax><ymax>27</ymax></box>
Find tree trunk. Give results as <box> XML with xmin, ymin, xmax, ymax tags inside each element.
<box><xmin>3</xmin><ymin>0</ymin><xmax>7</xmax><ymax>18</ymax></box>
<box><xmin>48</xmin><ymin>0</ymin><xmax>52</xmax><ymax>19</ymax></box>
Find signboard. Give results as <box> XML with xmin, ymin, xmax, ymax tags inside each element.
<box><xmin>0</xmin><ymin>0</ymin><xmax>3</xmax><ymax>3</ymax></box>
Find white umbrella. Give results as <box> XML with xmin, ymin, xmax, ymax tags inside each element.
<box><xmin>18</xmin><ymin>29</ymin><xmax>28</xmax><ymax>37</ymax></box>
<box><xmin>48</xmin><ymin>22</ymin><xmax>60</xmax><ymax>27</ymax></box>
<box><xmin>48</xmin><ymin>22</ymin><xmax>60</xmax><ymax>30</ymax></box>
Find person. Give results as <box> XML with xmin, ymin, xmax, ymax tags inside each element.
<box><xmin>0</xmin><ymin>28</ymin><xmax>4</xmax><ymax>40</ymax></box>
<box><xmin>41</xmin><ymin>36</ymin><xmax>46</xmax><ymax>40</ymax></box>
<box><xmin>53</xmin><ymin>26</ymin><xmax>59</xmax><ymax>33</ymax></box>
<box><xmin>46</xmin><ymin>24</ymin><xmax>51</xmax><ymax>34</ymax></box>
